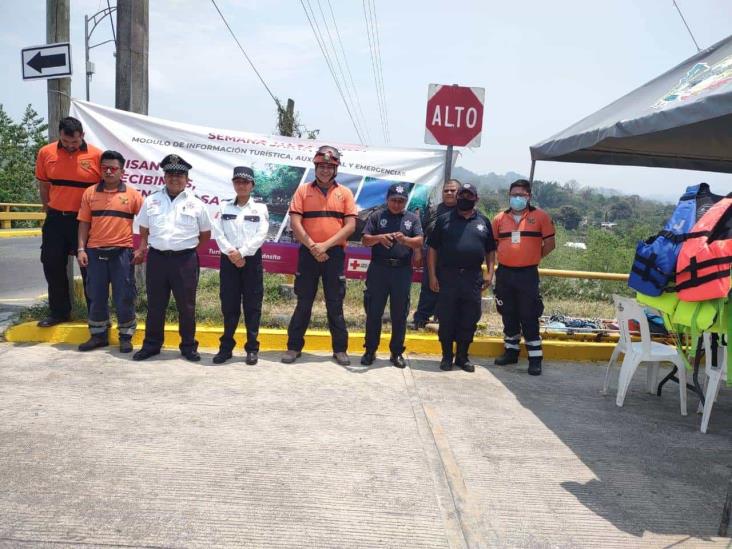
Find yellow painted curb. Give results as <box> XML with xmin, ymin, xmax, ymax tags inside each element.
<box><xmin>0</xmin><ymin>229</ymin><xmax>42</xmax><ymax>238</ymax></box>
<box><xmin>5</xmin><ymin>321</ymin><xmax>615</xmax><ymax>361</ymax></box>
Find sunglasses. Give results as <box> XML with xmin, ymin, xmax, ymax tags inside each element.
<box><xmin>102</xmin><ymin>166</ymin><xmax>121</xmax><ymax>173</ymax></box>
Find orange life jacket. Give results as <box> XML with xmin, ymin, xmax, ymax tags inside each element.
<box><xmin>675</xmin><ymin>196</ymin><xmax>732</xmax><ymax>302</ymax></box>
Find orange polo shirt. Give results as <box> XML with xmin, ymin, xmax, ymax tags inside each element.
<box><xmin>77</xmin><ymin>182</ymin><xmax>143</xmax><ymax>248</ymax></box>
<box><xmin>289</xmin><ymin>181</ymin><xmax>357</xmax><ymax>246</ymax></box>
<box><xmin>35</xmin><ymin>140</ymin><xmax>102</xmax><ymax>212</ymax></box>
<box><xmin>492</xmin><ymin>206</ymin><xmax>555</xmax><ymax>267</ymax></box>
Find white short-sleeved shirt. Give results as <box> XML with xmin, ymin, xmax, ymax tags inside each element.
<box><xmin>137</xmin><ymin>189</ymin><xmax>211</xmax><ymax>251</ymax></box>
<box><xmin>212</xmin><ymin>198</ymin><xmax>270</xmax><ymax>257</ymax></box>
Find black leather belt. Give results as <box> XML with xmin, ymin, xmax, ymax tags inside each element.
<box><xmin>46</xmin><ymin>207</ymin><xmax>78</xmax><ymax>216</ymax></box>
<box><xmin>149</xmin><ymin>247</ymin><xmax>196</xmax><ymax>256</ymax></box>
<box><xmin>441</xmin><ymin>265</ymin><xmax>482</xmax><ymax>274</ymax></box>
<box><xmin>373</xmin><ymin>257</ymin><xmax>411</xmax><ymax>267</ymax></box>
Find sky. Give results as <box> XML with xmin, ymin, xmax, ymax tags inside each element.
<box><xmin>1</xmin><ymin>0</ymin><xmax>730</xmax><ymax>201</ymax></box>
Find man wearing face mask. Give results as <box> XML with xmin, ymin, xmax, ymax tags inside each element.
<box><xmin>428</xmin><ymin>183</ymin><xmax>495</xmax><ymax>372</ymax></box>
<box><xmin>492</xmin><ymin>179</ymin><xmax>555</xmax><ymax>376</ymax></box>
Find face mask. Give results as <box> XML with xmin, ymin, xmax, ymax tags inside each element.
<box><xmin>457</xmin><ymin>198</ymin><xmax>476</xmax><ymax>211</ymax></box>
<box><xmin>510</xmin><ymin>196</ymin><xmax>528</xmax><ymax>211</ymax></box>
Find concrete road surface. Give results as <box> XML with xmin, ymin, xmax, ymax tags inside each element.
<box><xmin>0</xmin><ymin>343</ymin><xmax>730</xmax><ymax>548</ymax></box>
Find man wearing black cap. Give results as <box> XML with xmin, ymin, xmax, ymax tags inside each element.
<box><xmin>361</xmin><ymin>183</ymin><xmax>423</xmax><ymax>368</ymax></box>
<box><xmin>132</xmin><ymin>154</ymin><xmax>211</xmax><ymax>362</ymax></box>
<box><xmin>211</xmin><ymin>166</ymin><xmax>269</xmax><ymax>365</ymax></box>
<box><xmin>428</xmin><ymin>183</ymin><xmax>495</xmax><ymax>372</ymax></box>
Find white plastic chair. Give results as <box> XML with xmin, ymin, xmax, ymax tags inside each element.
<box><xmin>606</xmin><ymin>295</ymin><xmax>687</xmax><ymax>415</ymax></box>
<box><xmin>700</xmin><ymin>333</ymin><xmax>728</xmax><ymax>434</ymax></box>
<box><xmin>603</xmin><ymin>296</ymin><xmax>659</xmax><ymax>396</ymax></box>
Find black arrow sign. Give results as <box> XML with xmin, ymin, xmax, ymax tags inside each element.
<box><xmin>27</xmin><ymin>51</ymin><xmax>67</xmax><ymax>74</ymax></box>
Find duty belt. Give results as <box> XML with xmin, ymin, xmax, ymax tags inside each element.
<box><xmin>149</xmin><ymin>247</ymin><xmax>196</xmax><ymax>256</ymax></box>
<box><xmin>373</xmin><ymin>257</ymin><xmax>411</xmax><ymax>267</ymax></box>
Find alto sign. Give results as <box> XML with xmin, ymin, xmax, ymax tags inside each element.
<box><xmin>424</xmin><ymin>84</ymin><xmax>485</xmax><ymax>147</ymax></box>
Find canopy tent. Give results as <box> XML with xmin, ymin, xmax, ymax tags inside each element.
<box><xmin>529</xmin><ymin>33</ymin><xmax>732</xmax><ymax>178</ymax></box>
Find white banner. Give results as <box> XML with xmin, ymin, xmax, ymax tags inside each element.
<box><xmin>69</xmin><ymin>100</ymin><xmax>448</xmax><ymax>245</ymax></box>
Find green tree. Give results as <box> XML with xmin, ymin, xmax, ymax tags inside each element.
<box><xmin>556</xmin><ymin>204</ymin><xmax>582</xmax><ymax>230</ymax></box>
<box><xmin>0</xmin><ymin>104</ymin><xmax>47</xmax><ymax>203</ymax></box>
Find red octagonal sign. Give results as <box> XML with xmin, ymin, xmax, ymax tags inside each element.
<box><xmin>425</xmin><ymin>84</ymin><xmax>485</xmax><ymax>147</ymax></box>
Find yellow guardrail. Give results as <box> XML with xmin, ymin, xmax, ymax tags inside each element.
<box><xmin>538</xmin><ymin>268</ymin><xmax>629</xmax><ymax>282</ymax></box>
<box><xmin>0</xmin><ymin>203</ymin><xmax>630</xmax><ymax>284</ymax></box>
<box><xmin>0</xmin><ymin>203</ymin><xmax>45</xmax><ymax>229</ymax></box>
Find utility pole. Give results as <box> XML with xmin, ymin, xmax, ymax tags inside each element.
<box><xmin>115</xmin><ymin>0</ymin><xmax>149</xmax><ymax>114</ymax></box>
<box><xmin>46</xmin><ymin>0</ymin><xmax>78</xmax><ymax>307</ymax></box>
<box><xmin>115</xmin><ymin>0</ymin><xmax>150</xmax><ymax>293</ymax></box>
<box><xmin>47</xmin><ymin>0</ymin><xmax>70</xmax><ymax>141</ymax></box>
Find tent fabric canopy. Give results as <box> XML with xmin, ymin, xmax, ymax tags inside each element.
<box><xmin>530</xmin><ymin>34</ymin><xmax>732</xmax><ymax>174</ymax></box>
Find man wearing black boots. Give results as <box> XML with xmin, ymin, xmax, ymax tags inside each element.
<box><xmin>427</xmin><ymin>183</ymin><xmax>495</xmax><ymax>372</ymax></box>
<box><xmin>360</xmin><ymin>183</ymin><xmax>423</xmax><ymax>368</ymax></box>
<box><xmin>491</xmin><ymin>179</ymin><xmax>555</xmax><ymax>376</ymax></box>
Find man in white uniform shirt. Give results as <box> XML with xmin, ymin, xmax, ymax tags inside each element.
<box><xmin>132</xmin><ymin>154</ymin><xmax>211</xmax><ymax>362</ymax></box>
<box><xmin>211</xmin><ymin>166</ymin><xmax>269</xmax><ymax>365</ymax></box>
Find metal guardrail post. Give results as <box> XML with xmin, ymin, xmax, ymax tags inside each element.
<box><xmin>1</xmin><ymin>205</ymin><xmax>9</xmax><ymax>229</ymax></box>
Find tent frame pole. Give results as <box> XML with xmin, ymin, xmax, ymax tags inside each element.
<box><xmin>529</xmin><ymin>160</ymin><xmax>536</xmax><ymax>183</ymax></box>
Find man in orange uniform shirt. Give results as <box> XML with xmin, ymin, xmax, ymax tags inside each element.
<box><xmin>35</xmin><ymin>117</ymin><xmax>102</xmax><ymax>326</ymax></box>
<box><xmin>492</xmin><ymin>179</ymin><xmax>555</xmax><ymax>376</ymax></box>
<box><xmin>281</xmin><ymin>146</ymin><xmax>357</xmax><ymax>366</ymax></box>
<box><xmin>76</xmin><ymin>150</ymin><xmax>143</xmax><ymax>353</ymax></box>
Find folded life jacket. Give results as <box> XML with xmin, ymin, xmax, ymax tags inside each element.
<box><xmin>675</xmin><ymin>196</ymin><xmax>732</xmax><ymax>302</ymax></box>
<box><xmin>628</xmin><ymin>184</ymin><xmax>713</xmax><ymax>296</ymax></box>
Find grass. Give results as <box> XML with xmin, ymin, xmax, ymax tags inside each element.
<box><xmin>19</xmin><ymin>269</ymin><xmax>620</xmax><ymax>336</ymax></box>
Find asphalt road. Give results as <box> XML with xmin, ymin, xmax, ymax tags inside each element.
<box><xmin>0</xmin><ymin>237</ymin><xmax>47</xmax><ymax>313</ymax></box>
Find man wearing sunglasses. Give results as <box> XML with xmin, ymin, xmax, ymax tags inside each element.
<box><xmin>282</xmin><ymin>145</ymin><xmax>357</xmax><ymax>366</ymax></box>
<box><xmin>76</xmin><ymin>150</ymin><xmax>143</xmax><ymax>353</ymax></box>
<box><xmin>412</xmin><ymin>179</ymin><xmax>461</xmax><ymax>329</ymax></box>
<box><xmin>492</xmin><ymin>179</ymin><xmax>555</xmax><ymax>376</ymax></box>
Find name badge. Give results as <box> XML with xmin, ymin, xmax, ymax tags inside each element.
<box><xmin>222</xmin><ymin>214</ymin><xmax>237</xmax><ymax>220</ymax></box>
<box><xmin>244</xmin><ymin>215</ymin><xmax>260</xmax><ymax>222</ymax></box>
<box><xmin>511</xmin><ymin>231</ymin><xmax>521</xmax><ymax>244</ymax></box>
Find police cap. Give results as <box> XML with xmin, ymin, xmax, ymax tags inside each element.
<box><xmin>387</xmin><ymin>183</ymin><xmax>409</xmax><ymax>200</ymax></box>
<box><xmin>160</xmin><ymin>154</ymin><xmax>192</xmax><ymax>174</ymax></box>
<box><xmin>232</xmin><ymin>166</ymin><xmax>255</xmax><ymax>183</ymax></box>
<box><xmin>457</xmin><ymin>182</ymin><xmax>478</xmax><ymax>199</ymax></box>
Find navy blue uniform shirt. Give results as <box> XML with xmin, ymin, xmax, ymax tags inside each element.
<box><xmin>428</xmin><ymin>209</ymin><xmax>496</xmax><ymax>269</ymax></box>
<box><xmin>364</xmin><ymin>207</ymin><xmax>423</xmax><ymax>261</ymax></box>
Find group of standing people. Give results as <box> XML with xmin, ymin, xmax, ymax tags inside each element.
<box><xmin>34</xmin><ymin>117</ymin><xmax>555</xmax><ymax>374</ymax></box>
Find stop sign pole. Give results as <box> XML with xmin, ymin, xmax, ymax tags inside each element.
<box><xmin>424</xmin><ymin>83</ymin><xmax>485</xmax><ymax>183</ymax></box>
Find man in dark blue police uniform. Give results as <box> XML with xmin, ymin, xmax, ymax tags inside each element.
<box><xmin>428</xmin><ymin>183</ymin><xmax>496</xmax><ymax>372</ymax></box>
<box><xmin>412</xmin><ymin>178</ymin><xmax>460</xmax><ymax>329</ymax></box>
<box><xmin>361</xmin><ymin>183</ymin><xmax>423</xmax><ymax>368</ymax></box>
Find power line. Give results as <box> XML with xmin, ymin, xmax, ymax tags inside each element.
<box><xmin>362</xmin><ymin>0</ymin><xmax>389</xmax><ymax>143</ymax></box>
<box><xmin>321</xmin><ymin>0</ymin><xmax>372</xmax><ymax>143</ymax></box>
<box><xmin>209</xmin><ymin>0</ymin><xmax>280</xmax><ymax>107</ymax></box>
<box><xmin>307</xmin><ymin>0</ymin><xmax>367</xmax><ymax>142</ymax></box>
<box><xmin>300</xmin><ymin>0</ymin><xmax>366</xmax><ymax>143</ymax></box>
<box><xmin>362</xmin><ymin>0</ymin><xmax>385</xmax><ymax>141</ymax></box>
<box><xmin>106</xmin><ymin>0</ymin><xmax>116</xmax><ymax>46</ymax></box>
<box><xmin>672</xmin><ymin>0</ymin><xmax>701</xmax><ymax>52</ymax></box>
<box><xmin>369</xmin><ymin>0</ymin><xmax>389</xmax><ymax>141</ymax></box>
